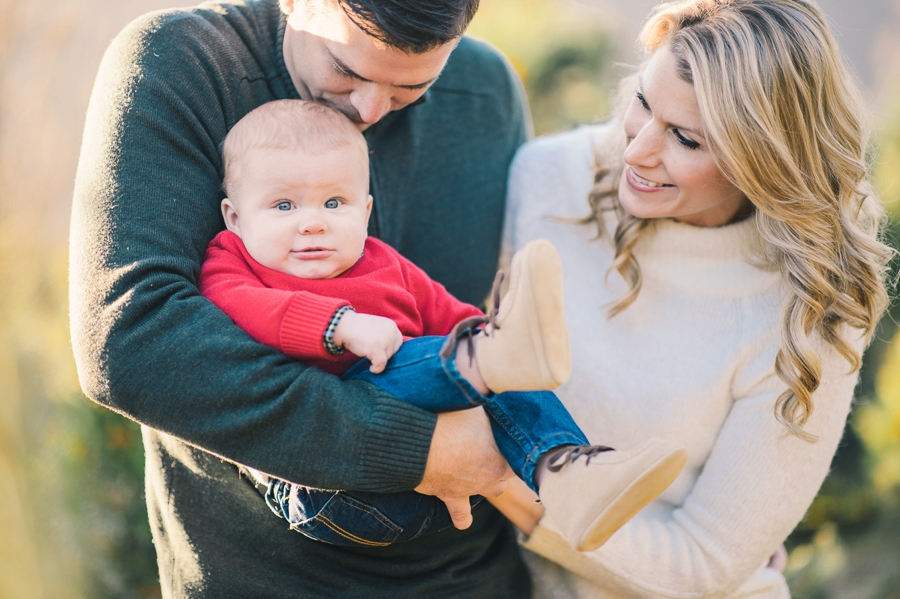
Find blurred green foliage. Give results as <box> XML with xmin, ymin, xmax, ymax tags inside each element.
<box><xmin>0</xmin><ymin>234</ymin><xmax>155</xmax><ymax>598</ymax></box>
<box><xmin>2</xmin><ymin>1</ymin><xmax>899</xmax><ymax>598</ymax></box>
<box><xmin>780</xmin><ymin>83</ymin><xmax>900</xmax><ymax>598</ymax></box>
<box><xmin>56</xmin><ymin>402</ymin><xmax>158</xmax><ymax>599</ymax></box>
<box><xmin>468</xmin><ymin>0</ymin><xmax>615</xmax><ymax>134</ymax></box>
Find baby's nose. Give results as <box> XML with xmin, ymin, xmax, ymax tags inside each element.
<box><xmin>299</xmin><ymin>215</ymin><xmax>326</xmax><ymax>234</ymax></box>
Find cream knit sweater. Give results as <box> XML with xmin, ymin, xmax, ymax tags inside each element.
<box><xmin>503</xmin><ymin>125</ymin><xmax>864</xmax><ymax>599</ymax></box>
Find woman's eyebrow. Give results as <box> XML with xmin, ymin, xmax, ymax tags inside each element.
<box><xmin>329</xmin><ymin>50</ymin><xmax>436</xmax><ymax>91</ymax></box>
<box><xmin>638</xmin><ymin>75</ymin><xmax>706</xmax><ymax>139</ymax></box>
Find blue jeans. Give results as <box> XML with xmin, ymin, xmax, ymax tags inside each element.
<box><xmin>263</xmin><ymin>335</ymin><xmax>589</xmax><ymax>547</ymax></box>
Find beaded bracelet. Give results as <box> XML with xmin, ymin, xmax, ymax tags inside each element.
<box><xmin>323</xmin><ymin>305</ymin><xmax>356</xmax><ymax>355</ymax></box>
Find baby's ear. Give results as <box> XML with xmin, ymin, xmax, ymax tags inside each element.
<box><xmin>364</xmin><ymin>194</ymin><xmax>374</xmax><ymax>229</ymax></box>
<box><xmin>221</xmin><ymin>198</ymin><xmax>241</xmax><ymax>236</ymax></box>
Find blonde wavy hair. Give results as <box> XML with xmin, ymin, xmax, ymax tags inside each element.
<box><xmin>584</xmin><ymin>0</ymin><xmax>894</xmax><ymax>440</ymax></box>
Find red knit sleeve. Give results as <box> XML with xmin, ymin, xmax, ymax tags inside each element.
<box><xmin>392</xmin><ymin>249</ymin><xmax>484</xmax><ymax>336</ymax></box>
<box><xmin>198</xmin><ymin>232</ymin><xmax>350</xmax><ymax>361</ymax></box>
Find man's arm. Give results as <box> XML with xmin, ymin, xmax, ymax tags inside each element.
<box><xmin>69</xmin><ymin>11</ymin><xmax>438</xmax><ymax>493</ymax></box>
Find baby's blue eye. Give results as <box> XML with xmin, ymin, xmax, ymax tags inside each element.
<box><xmin>324</xmin><ymin>198</ymin><xmax>340</xmax><ymax>209</ymax></box>
<box><xmin>276</xmin><ymin>201</ymin><xmax>292</xmax><ymax>211</ymax></box>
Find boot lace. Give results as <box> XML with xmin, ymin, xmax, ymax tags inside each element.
<box><xmin>545</xmin><ymin>444</ymin><xmax>615</xmax><ymax>473</ymax></box>
<box><xmin>439</xmin><ymin>270</ymin><xmax>505</xmax><ymax>364</ymax></box>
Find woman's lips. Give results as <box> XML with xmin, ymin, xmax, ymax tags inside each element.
<box><xmin>626</xmin><ymin>166</ymin><xmax>674</xmax><ymax>192</ymax></box>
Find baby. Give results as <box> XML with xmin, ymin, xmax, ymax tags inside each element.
<box><xmin>198</xmin><ymin>99</ymin><xmax>686</xmax><ymax>551</ymax></box>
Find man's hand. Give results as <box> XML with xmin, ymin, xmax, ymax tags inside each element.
<box><xmin>487</xmin><ymin>476</ymin><xmax>543</xmax><ymax>535</ymax></box>
<box><xmin>415</xmin><ymin>408</ymin><xmax>514</xmax><ymax>530</ymax></box>
<box><xmin>332</xmin><ymin>311</ymin><xmax>403</xmax><ymax>373</ymax></box>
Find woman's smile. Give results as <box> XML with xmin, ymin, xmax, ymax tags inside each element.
<box><xmin>618</xmin><ymin>47</ymin><xmax>750</xmax><ymax>228</ymax></box>
<box><xmin>625</xmin><ymin>166</ymin><xmax>674</xmax><ymax>191</ymax></box>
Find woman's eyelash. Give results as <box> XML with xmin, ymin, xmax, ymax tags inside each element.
<box><xmin>673</xmin><ymin>128</ymin><xmax>701</xmax><ymax>150</ymax></box>
<box><xmin>636</xmin><ymin>89</ymin><xmax>700</xmax><ymax>150</ymax></box>
<box><xmin>635</xmin><ymin>90</ymin><xmax>650</xmax><ymax>110</ymax></box>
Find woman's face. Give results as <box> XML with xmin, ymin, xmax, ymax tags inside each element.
<box><xmin>618</xmin><ymin>46</ymin><xmax>751</xmax><ymax>228</ymax></box>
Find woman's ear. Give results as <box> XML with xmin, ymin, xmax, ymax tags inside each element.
<box><xmin>221</xmin><ymin>198</ymin><xmax>241</xmax><ymax>236</ymax></box>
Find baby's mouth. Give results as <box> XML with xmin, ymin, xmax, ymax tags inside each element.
<box><xmin>292</xmin><ymin>247</ymin><xmax>334</xmax><ymax>258</ymax></box>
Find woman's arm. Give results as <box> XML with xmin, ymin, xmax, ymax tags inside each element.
<box><xmin>501</xmin><ymin>126</ymin><xmax>831</xmax><ymax>597</ymax></box>
<box><xmin>522</xmin><ymin>333</ymin><xmax>862</xmax><ymax>598</ymax></box>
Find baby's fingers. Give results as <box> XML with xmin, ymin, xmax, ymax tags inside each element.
<box><xmin>368</xmin><ymin>350</ymin><xmax>389</xmax><ymax>374</ymax></box>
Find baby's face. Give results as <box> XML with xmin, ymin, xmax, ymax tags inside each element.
<box><xmin>222</xmin><ymin>144</ymin><xmax>371</xmax><ymax>279</ymax></box>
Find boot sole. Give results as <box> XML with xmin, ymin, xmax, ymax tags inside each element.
<box><xmin>507</xmin><ymin>240</ymin><xmax>572</xmax><ymax>388</ymax></box>
<box><xmin>577</xmin><ymin>447</ymin><xmax>688</xmax><ymax>552</ymax></box>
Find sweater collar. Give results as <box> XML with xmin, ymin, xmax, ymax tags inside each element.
<box><xmin>274</xmin><ymin>7</ymin><xmax>301</xmax><ymax>100</ymax></box>
<box><xmin>633</xmin><ymin>216</ymin><xmax>781</xmax><ymax>296</ymax></box>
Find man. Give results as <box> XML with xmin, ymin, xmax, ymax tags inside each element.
<box><xmin>70</xmin><ymin>0</ymin><xmax>531</xmax><ymax>596</ymax></box>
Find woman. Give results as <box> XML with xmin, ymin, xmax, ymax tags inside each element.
<box><xmin>492</xmin><ymin>0</ymin><xmax>893</xmax><ymax>596</ymax></box>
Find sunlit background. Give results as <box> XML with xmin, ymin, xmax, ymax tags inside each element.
<box><xmin>1</xmin><ymin>0</ymin><xmax>899</xmax><ymax>597</ymax></box>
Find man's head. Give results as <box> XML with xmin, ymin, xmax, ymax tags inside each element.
<box><xmin>280</xmin><ymin>0</ymin><xmax>479</xmax><ymax>129</ymax></box>
<box><xmin>301</xmin><ymin>0</ymin><xmax>480</xmax><ymax>53</ymax></box>
<box><xmin>221</xmin><ymin>99</ymin><xmax>373</xmax><ymax>280</ymax></box>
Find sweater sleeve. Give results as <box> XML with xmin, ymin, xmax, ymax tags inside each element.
<box><xmin>198</xmin><ymin>234</ymin><xmax>350</xmax><ymax>361</ymax></box>
<box><xmin>523</xmin><ymin>330</ymin><xmax>862</xmax><ymax>598</ymax></box>
<box><xmin>69</xmin><ymin>12</ymin><xmax>435</xmax><ymax>492</ymax></box>
<box><xmin>506</xmin><ymin>127</ymin><xmax>858</xmax><ymax>598</ymax></box>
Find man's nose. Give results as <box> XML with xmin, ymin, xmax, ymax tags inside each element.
<box><xmin>351</xmin><ymin>84</ymin><xmax>393</xmax><ymax>125</ymax></box>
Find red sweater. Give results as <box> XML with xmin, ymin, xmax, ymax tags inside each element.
<box><xmin>198</xmin><ymin>231</ymin><xmax>484</xmax><ymax>375</ymax></box>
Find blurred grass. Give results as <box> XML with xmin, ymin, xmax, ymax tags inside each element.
<box><xmin>1</xmin><ymin>0</ymin><xmax>899</xmax><ymax>597</ymax></box>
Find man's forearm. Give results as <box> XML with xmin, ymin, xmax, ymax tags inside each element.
<box><xmin>70</xmin><ymin>239</ymin><xmax>437</xmax><ymax>491</ymax></box>
<box><xmin>69</xmin><ymin>14</ymin><xmax>436</xmax><ymax>493</ymax></box>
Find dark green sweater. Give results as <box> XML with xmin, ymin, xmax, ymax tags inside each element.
<box><xmin>70</xmin><ymin>0</ymin><xmax>530</xmax><ymax>596</ymax></box>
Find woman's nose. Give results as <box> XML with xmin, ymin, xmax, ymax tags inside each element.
<box><xmin>622</xmin><ymin>110</ymin><xmax>661</xmax><ymax>168</ymax></box>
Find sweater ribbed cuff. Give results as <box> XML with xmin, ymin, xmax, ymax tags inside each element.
<box><xmin>354</xmin><ymin>398</ymin><xmax>437</xmax><ymax>492</ymax></box>
<box><xmin>280</xmin><ymin>294</ymin><xmax>350</xmax><ymax>359</ymax></box>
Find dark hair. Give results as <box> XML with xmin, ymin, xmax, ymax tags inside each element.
<box><xmin>338</xmin><ymin>0</ymin><xmax>479</xmax><ymax>53</ymax></box>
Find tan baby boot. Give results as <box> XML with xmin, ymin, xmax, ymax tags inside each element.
<box><xmin>538</xmin><ymin>438</ymin><xmax>688</xmax><ymax>552</ymax></box>
<box><xmin>475</xmin><ymin>239</ymin><xmax>571</xmax><ymax>393</ymax></box>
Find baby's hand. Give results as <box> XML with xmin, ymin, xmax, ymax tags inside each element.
<box><xmin>332</xmin><ymin>311</ymin><xmax>403</xmax><ymax>373</ymax></box>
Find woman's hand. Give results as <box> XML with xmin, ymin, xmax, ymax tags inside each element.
<box><xmin>767</xmin><ymin>544</ymin><xmax>787</xmax><ymax>573</ymax></box>
<box><xmin>487</xmin><ymin>476</ymin><xmax>544</xmax><ymax>535</ymax></box>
